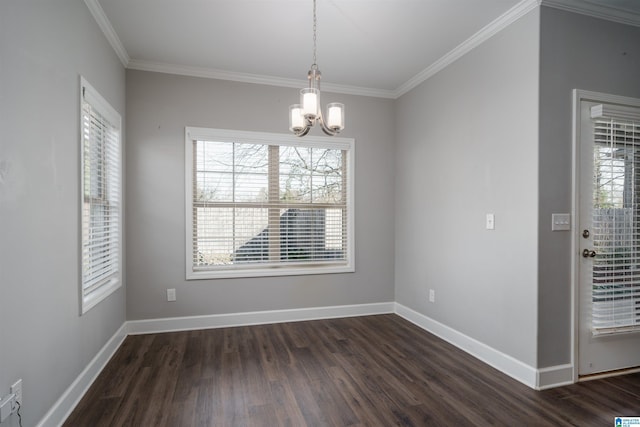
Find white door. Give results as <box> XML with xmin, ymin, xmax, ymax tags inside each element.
<box><xmin>577</xmin><ymin>94</ymin><xmax>640</xmax><ymax>376</ymax></box>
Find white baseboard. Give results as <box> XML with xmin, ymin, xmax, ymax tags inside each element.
<box><xmin>127</xmin><ymin>302</ymin><xmax>396</xmax><ymax>335</ymax></box>
<box><xmin>394</xmin><ymin>303</ymin><xmax>541</xmax><ymax>389</ymax></box>
<box><xmin>537</xmin><ymin>364</ymin><xmax>574</xmax><ymax>389</ymax></box>
<box><xmin>394</xmin><ymin>303</ymin><xmax>577</xmax><ymax>390</ymax></box>
<box><xmin>36</xmin><ymin>323</ymin><xmax>128</xmax><ymax>427</ymax></box>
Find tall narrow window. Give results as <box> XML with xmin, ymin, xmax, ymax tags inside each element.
<box><xmin>80</xmin><ymin>77</ymin><xmax>122</xmax><ymax>313</ymax></box>
<box><xmin>185</xmin><ymin>128</ymin><xmax>354</xmax><ymax>279</ymax></box>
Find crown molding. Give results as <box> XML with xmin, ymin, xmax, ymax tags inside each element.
<box><xmin>88</xmin><ymin>0</ymin><xmax>639</xmax><ymax>100</ymax></box>
<box><xmin>541</xmin><ymin>0</ymin><xmax>640</xmax><ymax>27</ymax></box>
<box><xmin>395</xmin><ymin>0</ymin><xmax>640</xmax><ymax>98</ymax></box>
<box><xmin>84</xmin><ymin>0</ymin><xmax>129</xmax><ymax>66</ymax></box>
<box><xmin>126</xmin><ymin>59</ymin><xmax>397</xmax><ymax>98</ymax></box>
<box><xmin>395</xmin><ymin>0</ymin><xmax>540</xmax><ymax>98</ymax></box>
<box><xmin>88</xmin><ymin>0</ymin><xmax>538</xmax><ymax>99</ymax></box>
<box><xmin>84</xmin><ymin>0</ymin><xmax>541</xmax><ymax>99</ymax></box>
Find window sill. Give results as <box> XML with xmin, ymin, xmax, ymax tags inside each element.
<box><xmin>187</xmin><ymin>263</ymin><xmax>355</xmax><ymax>280</ymax></box>
<box><xmin>81</xmin><ymin>277</ymin><xmax>121</xmax><ymax>314</ymax></box>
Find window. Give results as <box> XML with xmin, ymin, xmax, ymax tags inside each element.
<box><xmin>185</xmin><ymin>127</ymin><xmax>354</xmax><ymax>279</ymax></box>
<box><xmin>80</xmin><ymin>77</ymin><xmax>122</xmax><ymax>313</ymax></box>
<box><xmin>591</xmin><ymin>104</ymin><xmax>640</xmax><ymax>333</ymax></box>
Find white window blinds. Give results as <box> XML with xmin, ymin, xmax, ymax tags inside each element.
<box><xmin>591</xmin><ymin>104</ymin><xmax>640</xmax><ymax>334</ymax></box>
<box><xmin>185</xmin><ymin>128</ymin><xmax>354</xmax><ymax>279</ymax></box>
<box><xmin>80</xmin><ymin>77</ymin><xmax>122</xmax><ymax>313</ymax></box>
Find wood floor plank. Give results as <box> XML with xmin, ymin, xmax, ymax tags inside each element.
<box><xmin>64</xmin><ymin>315</ymin><xmax>640</xmax><ymax>426</ymax></box>
<box><xmin>326</xmin><ymin>364</ymin><xmax>404</xmax><ymax>426</ymax></box>
<box><xmin>108</xmin><ymin>366</ymin><xmax>154</xmax><ymax>427</ymax></box>
<box><xmin>219</xmin><ymin>350</ymin><xmax>248</xmax><ymax>426</ymax></box>
<box><xmin>269</xmin><ymin>379</ymin><xmax>308</xmax><ymax>427</ymax></box>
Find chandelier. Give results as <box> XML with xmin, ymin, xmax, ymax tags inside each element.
<box><xmin>289</xmin><ymin>0</ymin><xmax>345</xmax><ymax>137</ymax></box>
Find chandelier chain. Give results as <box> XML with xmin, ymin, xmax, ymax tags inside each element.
<box><xmin>312</xmin><ymin>0</ymin><xmax>317</xmax><ymax>66</ymax></box>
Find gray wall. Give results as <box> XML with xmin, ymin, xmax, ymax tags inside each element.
<box><xmin>537</xmin><ymin>7</ymin><xmax>640</xmax><ymax>367</ymax></box>
<box><xmin>125</xmin><ymin>70</ymin><xmax>395</xmax><ymax>320</ymax></box>
<box><xmin>0</xmin><ymin>1</ymin><xmax>126</xmax><ymax>426</ymax></box>
<box><xmin>394</xmin><ymin>10</ymin><xmax>540</xmax><ymax>366</ymax></box>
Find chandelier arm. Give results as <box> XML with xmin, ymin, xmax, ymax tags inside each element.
<box><xmin>320</xmin><ymin>125</ymin><xmax>338</xmax><ymax>136</ymax></box>
<box><xmin>294</xmin><ymin>116</ymin><xmax>314</xmax><ymax>137</ymax></box>
<box><xmin>295</xmin><ymin>125</ymin><xmax>312</xmax><ymax>137</ymax></box>
<box><xmin>318</xmin><ymin>114</ymin><xmax>339</xmax><ymax>136</ymax></box>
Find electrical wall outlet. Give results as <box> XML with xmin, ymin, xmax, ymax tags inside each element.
<box><xmin>486</xmin><ymin>213</ymin><xmax>495</xmax><ymax>230</ymax></box>
<box><xmin>429</xmin><ymin>289</ymin><xmax>435</xmax><ymax>303</ymax></box>
<box><xmin>11</xmin><ymin>379</ymin><xmax>22</xmax><ymax>406</ymax></box>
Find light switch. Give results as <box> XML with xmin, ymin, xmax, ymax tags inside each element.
<box><xmin>552</xmin><ymin>213</ymin><xmax>571</xmax><ymax>231</ymax></box>
<box><xmin>486</xmin><ymin>213</ymin><xmax>495</xmax><ymax>230</ymax></box>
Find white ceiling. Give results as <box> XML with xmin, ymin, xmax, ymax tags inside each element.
<box><xmin>93</xmin><ymin>0</ymin><xmax>640</xmax><ymax>98</ymax></box>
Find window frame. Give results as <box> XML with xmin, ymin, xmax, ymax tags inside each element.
<box><xmin>185</xmin><ymin>127</ymin><xmax>355</xmax><ymax>280</ymax></box>
<box><xmin>79</xmin><ymin>77</ymin><xmax>123</xmax><ymax>314</ymax></box>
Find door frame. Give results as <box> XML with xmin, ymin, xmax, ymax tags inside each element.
<box><xmin>571</xmin><ymin>89</ymin><xmax>640</xmax><ymax>382</ymax></box>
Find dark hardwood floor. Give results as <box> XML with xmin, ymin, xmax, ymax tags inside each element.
<box><xmin>64</xmin><ymin>314</ymin><xmax>640</xmax><ymax>426</ymax></box>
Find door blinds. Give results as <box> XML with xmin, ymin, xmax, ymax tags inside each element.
<box><xmin>590</xmin><ymin>104</ymin><xmax>640</xmax><ymax>334</ymax></box>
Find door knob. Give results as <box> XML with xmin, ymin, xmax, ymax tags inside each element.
<box><xmin>582</xmin><ymin>249</ymin><xmax>596</xmax><ymax>258</ymax></box>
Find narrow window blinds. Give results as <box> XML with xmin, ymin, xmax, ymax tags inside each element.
<box><xmin>80</xmin><ymin>78</ymin><xmax>121</xmax><ymax>313</ymax></box>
